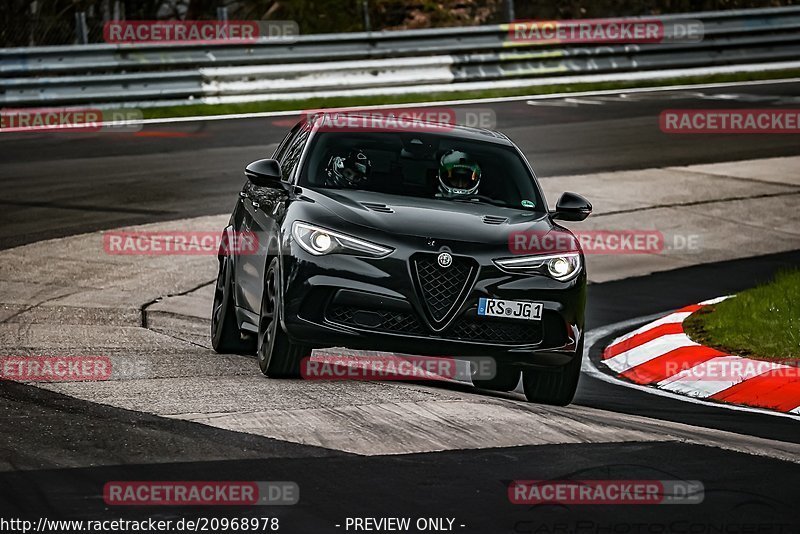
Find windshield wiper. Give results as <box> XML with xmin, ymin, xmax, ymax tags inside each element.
<box><xmin>448</xmin><ymin>194</ymin><xmax>509</xmax><ymax>207</ymax></box>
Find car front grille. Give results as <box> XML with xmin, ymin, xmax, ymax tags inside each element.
<box><xmin>326</xmin><ymin>305</ymin><xmax>542</xmax><ymax>345</ymax></box>
<box><xmin>413</xmin><ymin>254</ymin><xmax>475</xmax><ymax>324</ymax></box>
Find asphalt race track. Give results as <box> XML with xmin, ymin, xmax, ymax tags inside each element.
<box><xmin>1</xmin><ymin>81</ymin><xmax>799</xmax><ymax>532</ymax></box>
<box><xmin>2</xmin><ymin>80</ymin><xmax>800</xmax><ymax>249</ymax></box>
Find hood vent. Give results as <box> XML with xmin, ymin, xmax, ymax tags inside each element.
<box><xmin>482</xmin><ymin>215</ymin><xmax>508</xmax><ymax>225</ymax></box>
<box><xmin>361</xmin><ymin>202</ymin><xmax>394</xmax><ymax>213</ymax></box>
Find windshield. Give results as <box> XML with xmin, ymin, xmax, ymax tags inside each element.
<box><xmin>299</xmin><ymin>131</ymin><xmax>544</xmax><ymax>212</ymax></box>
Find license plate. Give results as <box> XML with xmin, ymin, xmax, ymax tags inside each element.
<box><xmin>477</xmin><ymin>298</ymin><xmax>542</xmax><ymax>321</ymax></box>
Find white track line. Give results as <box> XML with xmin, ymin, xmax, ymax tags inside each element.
<box><xmin>582</xmin><ymin>314</ymin><xmax>800</xmax><ymax>421</ymax></box>
<box><xmin>93</xmin><ymin>77</ymin><xmax>800</xmax><ymax>127</ymax></box>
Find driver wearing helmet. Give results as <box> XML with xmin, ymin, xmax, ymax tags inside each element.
<box><xmin>326</xmin><ymin>149</ymin><xmax>372</xmax><ymax>188</ymax></box>
<box><xmin>437</xmin><ymin>150</ymin><xmax>481</xmax><ymax>198</ymax></box>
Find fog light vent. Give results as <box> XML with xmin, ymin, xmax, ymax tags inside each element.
<box><xmin>352</xmin><ymin>310</ymin><xmax>383</xmax><ymax>328</ymax></box>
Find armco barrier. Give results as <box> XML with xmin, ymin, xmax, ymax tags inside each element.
<box><xmin>1</xmin><ymin>6</ymin><xmax>799</xmax><ymax>108</ymax></box>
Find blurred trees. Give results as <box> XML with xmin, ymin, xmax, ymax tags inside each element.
<box><xmin>0</xmin><ymin>0</ymin><xmax>796</xmax><ymax>46</ymax></box>
<box><xmin>512</xmin><ymin>0</ymin><xmax>796</xmax><ymax>19</ymax></box>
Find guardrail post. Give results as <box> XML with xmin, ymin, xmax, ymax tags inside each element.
<box><xmin>506</xmin><ymin>0</ymin><xmax>515</xmax><ymax>22</ymax></box>
<box><xmin>362</xmin><ymin>0</ymin><xmax>371</xmax><ymax>32</ymax></box>
<box><xmin>112</xmin><ymin>0</ymin><xmax>124</xmax><ymax>21</ymax></box>
<box><xmin>29</xmin><ymin>0</ymin><xmax>39</xmax><ymax>46</ymax></box>
<box><xmin>74</xmin><ymin>11</ymin><xmax>89</xmax><ymax>45</ymax></box>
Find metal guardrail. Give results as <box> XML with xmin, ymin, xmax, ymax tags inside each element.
<box><xmin>1</xmin><ymin>6</ymin><xmax>799</xmax><ymax>108</ymax></box>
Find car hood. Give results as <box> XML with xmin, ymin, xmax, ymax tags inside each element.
<box><xmin>302</xmin><ymin>188</ymin><xmax>559</xmax><ymax>247</ymax></box>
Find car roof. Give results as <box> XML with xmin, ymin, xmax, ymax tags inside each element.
<box><xmin>301</xmin><ymin>112</ymin><xmax>515</xmax><ymax>146</ymax></box>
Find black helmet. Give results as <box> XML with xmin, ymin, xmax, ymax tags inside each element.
<box><xmin>438</xmin><ymin>150</ymin><xmax>481</xmax><ymax>198</ymax></box>
<box><xmin>327</xmin><ymin>149</ymin><xmax>372</xmax><ymax>188</ymax></box>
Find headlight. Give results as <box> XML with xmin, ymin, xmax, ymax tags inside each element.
<box><xmin>292</xmin><ymin>221</ymin><xmax>393</xmax><ymax>258</ymax></box>
<box><xmin>494</xmin><ymin>252</ymin><xmax>582</xmax><ymax>281</ymax></box>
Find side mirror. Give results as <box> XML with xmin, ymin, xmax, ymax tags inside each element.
<box><xmin>552</xmin><ymin>192</ymin><xmax>592</xmax><ymax>221</ymax></box>
<box><xmin>245</xmin><ymin>159</ymin><xmax>283</xmax><ymax>187</ymax></box>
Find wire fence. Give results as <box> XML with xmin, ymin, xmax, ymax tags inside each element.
<box><xmin>0</xmin><ymin>0</ymin><xmax>797</xmax><ymax>47</ymax></box>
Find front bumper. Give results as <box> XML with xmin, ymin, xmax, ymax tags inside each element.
<box><xmin>281</xmin><ymin>247</ymin><xmax>586</xmax><ymax>369</ymax></box>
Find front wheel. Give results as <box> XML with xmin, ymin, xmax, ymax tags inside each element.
<box><xmin>522</xmin><ymin>339</ymin><xmax>583</xmax><ymax>406</ymax></box>
<box><xmin>257</xmin><ymin>257</ymin><xmax>311</xmax><ymax>378</ymax></box>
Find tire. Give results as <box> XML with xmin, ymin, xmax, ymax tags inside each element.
<box><xmin>257</xmin><ymin>257</ymin><xmax>311</xmax><ymax>378</ymax></box>
<box><xmin>472</xmin><ymin>363</ymin><xmax>520</xmax><ymax>392</ymax></box>
<box><xmin>522</xmin><ymin>338</ymin><xmax>583</xmax><ymax>406</ymax></box>
<box><xmin>211</xmin><ymin>253</ymin><xmax>255</xmax><ymax>354</ymax></box>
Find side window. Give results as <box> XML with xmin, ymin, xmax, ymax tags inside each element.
<box><xmin>280</xmin><ymin>127</ymin><xmax>311</xmax><ymax>182</ymax></box>
<box><xmin>273</xmin><ymin>124</ymin><xmax>301</xmax><ymax>162</ymax></box>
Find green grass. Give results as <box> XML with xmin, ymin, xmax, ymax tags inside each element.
<box><xmin>684</xmin><ymin>270</ymin><xmax>800</xmax><ymax>362</ymax></box>
<box><xmin>140</xmin><ymin>68</ymin><xmax>800</xmax><ymax>119</ymax></box>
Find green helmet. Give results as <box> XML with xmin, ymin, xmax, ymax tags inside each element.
<box><xmin>438</xmin><ymin>150</ymin><xmax>481</xmax><ymax>198</ymax></box>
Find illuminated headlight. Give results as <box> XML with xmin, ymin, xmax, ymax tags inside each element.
<box><xmin>548</xmin><ymin>256</ymin><xmax>572</xmax><ymax>278</ymax></box>
<box><xmin>494</xmin><ymin>252</ymin><xmax>582</xmax><ymax>281</ymax></box>
<box><xmin>292</xmin><ymin>221</ymin><xmax>393</xmax><ymax>258</ymax></box>
<box><xmin>311</xmin><ymin>231</ymin><xmax>333</xmax><ymax>253</ymax></box>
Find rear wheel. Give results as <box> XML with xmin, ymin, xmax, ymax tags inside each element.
<box><xmin>211</xmin><ymin>253</ymin><xmax>255</xmax><ymax>354</ymax></box>
<box><xmin>522</xmin><ymin>338</ymin><xmax>583</xmax><ymax>406</ymax></box>
<box><xmin>472</xmin><ymin>363</ymin><xmax>520</xmax><ymax>392</ymax></box>
<box><xmin>257</xmin><ymin>258</ymin><xmax>311</xmax><ymax>378</ymax></box>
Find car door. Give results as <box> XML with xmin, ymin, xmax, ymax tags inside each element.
<box><xmin>235</xmin><ymin>124</ymin><xmax>310</xmax><ymax>316</ymax></box>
